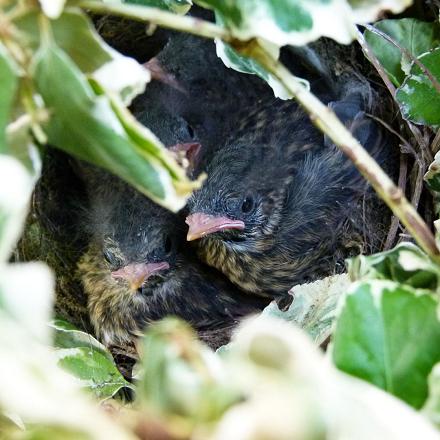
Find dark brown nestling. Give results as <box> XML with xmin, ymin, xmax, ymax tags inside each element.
<box><xmin>185</xmin><ymin>90</ymin><xmax>395</xmax><ymax>298</ymax></box>
<box><xmin>77</xmin><ymin>164</ymin><xmax>268</xmax><ymax>349</ymax></box>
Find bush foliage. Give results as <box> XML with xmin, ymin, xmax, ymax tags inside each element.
<box><xmin>2</xmin><ymin>0</ymin><xmax>440</xmax><ymax>438</ymax></box>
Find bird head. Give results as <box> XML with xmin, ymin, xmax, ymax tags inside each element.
<box><xmin>185</xmin><ymin>100</ymin><xmax>320</xmax><ymax>260</ymax></box>
<box><xmin>185</xmin><ymin>140</ymin><xmax>290</xmax><ymax>256</ymax></box>
<box><xmin>77</xmin><ymin>163</ymin><xmax>185</xmax><ymax>299</ymax></box>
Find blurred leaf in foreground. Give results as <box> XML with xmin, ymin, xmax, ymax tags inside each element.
<box><xmin>0</xmin><ymin>156</ymin><xmax>34</xmax><ymax>263</ymax></box>
<box><xmin>51</xmin><ymin>319</ymin><xmax>134</xmax><ymax>400</ymax></box>
<box><xmin>0</xmin><ymin>266</ymin><xmax>134</xmax><ymax>439</ymax></box>
<box><xmin>137</xmin><ymin>318</ymin><xmax>238</xmax><ymax>432</ymax></box>
<box><xmin>332</xmin><ymin>280</ymin><xmax>440</xmax><ymax>409</ymax></box>
<box><xmin>120</xmin><ymin>0</ymin><xmax>192</xmax><ymax>14</ymax></box>
<box><xmin>423</xmin><ymin>363</ymin><xmax>440</xmax><ymax>428</ymax></box>
<box><xmin>216</xmin><ymin>316</ymin><xmax>438</xmax><ymax>439</ymax></box>
<box><xmin>0</xmin><ymin>43</ymin><xmax>18</xmax><ymax>154</ymax></box>
<box><xmin>34</xmin><ymin>41</ymin><xmax>199</xmax><ymax>211</ymax></box>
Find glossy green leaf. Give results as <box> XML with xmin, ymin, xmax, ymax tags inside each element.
<box><xmin>364</xmin><ymin>19</ymin><xmax>440</xmax><ymax>86</ymax></box>
<box><xmin>396</xmin><ymin>48</ymin><xmax>440</xmax><ymax>126</ymax></box>
<box><xmin>348</xmin><ymin>242</ymin><xmax>440</xmax><ymax>291</ymax></box>
<box><xmin>0</xmin><ymin>43</ymin><xmax>18</xmax><ymax>153</ymax></box>
<box><xmin>332</xmin><ymin>280</ymin><xmax>440</xmax><ymax>408</ymax></box>
<box><xmin>56</xmin><ymin>347</ymin><xmax>134</xmax><ymax>400</ymax></box>
<box><xmin>121</xmin><ymin>0</ymin><xmax>192</xmax><ymax>14</ymax></box>
<box><xmin>34</xmin><ymin>43</ymin><xmax>196</xmax><ymax>211</ymax></box>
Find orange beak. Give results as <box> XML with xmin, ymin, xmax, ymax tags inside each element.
<box><xmin>185</xmin><ymin>213</ymin><xmax>245</xmax><ymax>241</ymax></box>
<box><xmin>111</xmin><ymin>262</ymin><xmax>170</xmax><ymax>291</ymax></box>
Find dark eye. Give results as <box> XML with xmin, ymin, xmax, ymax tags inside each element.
<box><xmin>164</xmin><ymin>236</ymin><xmax>173</xmax><ymax>254</ymax></box>
<box><xmin>241</xmin><ymin>196</ymin><xmax>255</xmax><ymax>214</ymax></box>
<box><xmin>103</xmin><ymin>248</ymin><xmax>122</xmax><ymax>269</ymax></box>
<box><xmin>186</xmin><ymin>123</ymin><xmax>194</xmax><ymax>138</ymax></box>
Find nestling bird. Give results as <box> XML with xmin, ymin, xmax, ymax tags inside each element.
<box><xmin>186</xmin><ymin>89</ymin><xmax>394</xmax><ymax>298</ymax></box>
<box><xmin>76</xmin><ymin>164</ymin><xmax>267</xmax><ymax>349</ymax></box>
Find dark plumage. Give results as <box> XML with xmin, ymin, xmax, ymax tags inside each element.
<box><xmin>76</xmin><ymin>165</ymin><xmax>267</xmax><ymax>348</ymax></box>
<box><xmin>186</xmin><ymin>90</ymin><xmax>395</xmax><ymax>298</ymax></box>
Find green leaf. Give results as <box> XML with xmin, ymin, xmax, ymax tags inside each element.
<box><xmin>0</xmin><ymin>43</ymin><xmax>19</xmax><ymax>154</ymax></box>
<box><xmin>261</xmin><ymin>274</ymin><xmax>349</xmax><ymax>345</ymax></box>
<box><xmin>50</xmin><ymin>319</ymin><xmax>114</xmax><ymax>362</ymax></box>
<box><xmin>364</xmin><ymin>19</ymin><xmax>440</xmax><ymax>86</ymax></box>
<box><xmin>139</xmin><ymin>318</ymin><xmax>238</xmax><ymax>422</ymax></box>
<box><xmin>34</xmin><ymin>43</ymin><xmax>197</xmax><ymax>211</ymax></box>
<box><xmin>332</xmin><ymin>280</ymin><xmax>440</xmax><ymax>409</ymax></box>
<box><xmin>56</xmin><ymin>347</ymin><xmax>133</xmax><ymax>400</ymax></box>
<box><xmin>50</xmin><ymin>321</ymin><xmax>134</xmax><ymax>400</ymax></box>
<box><xmin>216</xmin><ymin>39</ymin><xmax>305</xmax><ymax>99</ymax></box>
<box><xmin>348</xmin><ymin>242</ymin><xmax>440</xmax><ymax>291</ymax></box>
<box><xmin>17</xmin><ymin>425</ymin><xmax>90</xmax><ymax>440</ymax></box>
<box><xmin>196</xmin><ymin>0</ymin><xmax>411</xmax><ymax>48</ymax></box>
<box><xmin>17</xmin><ymin>10</ymin><xmax>148</xmax><ymax>104</ymax></box>
<box><xmin>121</xmin><ymin>0</ymin><xmax>192</xmax><ymax>14</ymax></box>
<box><xmin>15</xmin><ymin>10</ymin><xmax>113</xmax><ymax>74</ymax></box>
<box><xmin>396</xmin><ymin>48</ymin><xmax>440</xmax><ymax>126</ymax></box>
<box><xmin>195</xmin><ymin>0</ymin><xmax>358</xmax><ymax>46</ymax></box>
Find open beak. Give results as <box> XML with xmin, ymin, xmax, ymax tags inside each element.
<box><xmin>186</xmin><ymin>213</ymin><xmax>245</xmax><ymax>241</ymax></box>
<box><xmin>111</xmin><ymin>261</ymin><xmax>170</xmax><ymax>291</ymax></box>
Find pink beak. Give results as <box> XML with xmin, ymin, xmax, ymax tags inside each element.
<box><xmin>111</xmin><ymin>262</ymin><xmax>170</xmax><ymax>291</ymax></box>
<box><xmin>186</xmin><ymin>213</ymin><xmax>245</xmax><ymax>241</ymax></box>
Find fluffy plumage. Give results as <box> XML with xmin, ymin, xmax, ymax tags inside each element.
<box><xmin>186</xmin><ymin>91</ymin><xmax>395</xmax><ymax>298</ymax></box>
<box><xmin>76</xmin><ymin>166</ymin><xmax>267</xmax><ymax>348</ymax></box>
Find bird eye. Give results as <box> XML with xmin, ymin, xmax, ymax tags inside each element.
<box><xmin>186</xmin><ymin>123</ymin><xmax>195</xmax><ymax>138</ymax></box>
<box><xmin>164</xmin><ymin>235</ymin><xmax>173</xmax><ymax>254</ymax></box>
<box><xmin>103</xmin><ymin>248</ymin><xmax>114</xmax><ymax>265</ymax></box>
<box><xmin>241</xmin><ymin>196</ymin><xmax>255</xmax><ymax>214</ymax></box>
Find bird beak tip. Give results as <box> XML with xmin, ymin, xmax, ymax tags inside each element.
<box><xmin>185</xmin><ymin>212</ymin><xmax>245</xmax><ymax>240</ymax></box>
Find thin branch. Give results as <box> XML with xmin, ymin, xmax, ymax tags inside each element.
<box><xmin>365</xmin><ymin>112</ymin><xmax>422</xmax><ymax>166</ymax></box>
<box><xmin>356</xmin><ymin>28</ymin><xmax>397</xmax><ymax>95</ymax></box>
<box><xmin>79</xmin><ymin>1</ymin><xmax>235</xmax><ymax>43</ymax></box>
<box><xmin>431</xmin><ymin>129</ymin><xmax>440</xmax><ymax>155</ymax></box>
<box><xmin>384</xmin><ymin>153</ymin><xmax>407</xmax><ymax>250</ymax></box>
<box><xmin>411</xmin><ymin>162</ymin><xmax>424</xmax><ymax>210</ymax></box>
